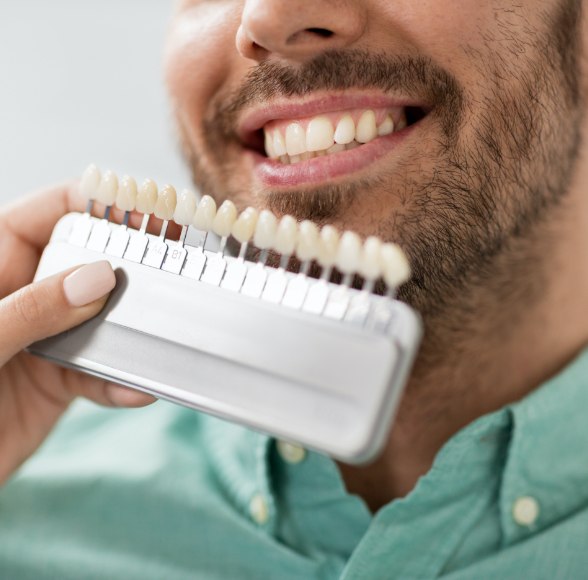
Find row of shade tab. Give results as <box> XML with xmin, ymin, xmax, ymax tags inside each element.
<box><xmin>80</xmin><ymin>164</ymin><xmax>411</xmax><ymax>291</ymax></box>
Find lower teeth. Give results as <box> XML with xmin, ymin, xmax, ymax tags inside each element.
<box><xmin>277</xmin><ymin>141</ymin><xmax>362</xmax><ymax>164</ymax></box>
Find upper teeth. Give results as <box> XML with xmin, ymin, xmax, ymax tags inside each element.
<box><xmin>263</xmin><ymin>109</ymin><xmax>403</xmax><ymax>163</ymax></box>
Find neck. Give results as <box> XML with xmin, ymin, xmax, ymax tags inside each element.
<box><xmin>340</xmin><ymin>162</ymin><xmax>588</xmax><ymax>512</ymax></box>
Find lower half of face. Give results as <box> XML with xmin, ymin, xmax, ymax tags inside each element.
<box><xmin>166</xmin><ymin>0</ymin><xmax>584</xmax><ymax>318</ymax></box>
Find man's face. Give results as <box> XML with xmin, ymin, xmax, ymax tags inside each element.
<box><xmin>165</xmin><ymin>1</ymin><xmax>583</xmax><ymax>317</ymax></box>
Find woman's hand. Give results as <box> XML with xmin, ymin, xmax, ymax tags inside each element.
<box><xmin>0</xmin><ymin>183</ymin><xmax>155</xmax><ymax>485</ymax></box>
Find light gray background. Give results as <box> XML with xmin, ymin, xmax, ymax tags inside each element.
<box><xmin>0</xmin><ymin>1</ymin><xmax>190</xmax><ymax>204</ymax></box>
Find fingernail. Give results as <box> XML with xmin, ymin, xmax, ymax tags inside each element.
<box><xmin>63</xmin><ymin>261</ymin><xmax>116</xmax><ymax>307</ymax></box>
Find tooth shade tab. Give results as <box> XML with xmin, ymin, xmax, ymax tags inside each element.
<box><xmin>254</xmin><ymin>210</ymin><xmax>278</xmax><ymax>249</ymax></box>
<box><xmin>336</xmin><ymin>230</ymin><xmax>362</xmax><ymax>275</ymax></box>
<box><xmin>274</xmin><ymin>215</ymin><xmax>298</xmax><ymax>256</ymax></box>
<box><xmin>193</xmin><ymin>195</ymin><xmax>217</xmax><ymax>231</ymax></box>
<box><xmin>213</xmin><ymin>200</ymin><xmax>238</xmax><ymax>237</ymax></box>
<box><xmin>380</xmin><ymin>242</ymin><xmax>411</xmax><ymax>288</ymax></box>
<box><xmin>116</xmin><ymin>175</ymin><xmax>138</xmax><ymax>212</ymax></box>
<box><xmin>80</xmin><ymin>164</ymin><xmax>101</xmax><ymax>200</ymax></box>
<box><xmin>296</xmin><ymin>220</ymin><xmax>320</xmax><ymax>262</ymax></box>
<box><xmin>97</xmin><ymin>170</ymin><xmax>119</xmax><ymax>206</ymax></box>
<box><xmin>136</xmin><ymin>178</ymin><xmax>158</xmax><ymax>214</ymax></box>
<box><xmin>232</xmin><ymin>207</ymin><xmax>259</xmax><ymax>243</ymax></box>
<box><xmin>359</xmin><ymin>236</ymin><xmax>383</xmax><ymax>280</ymax></box>
<box><xmin>154</xmin><ymin>184</ymin><xmax>177</xmax><ymax>221</ymax></box>
<box><xmin>316</xmin><ymin>225</ymin><xmax>340</xmax><ymax>268</ymax></box>
<box><xmin>174</xmin><ymin>188</ymin><xmax>198</xmax><ymax>226</ymax></box>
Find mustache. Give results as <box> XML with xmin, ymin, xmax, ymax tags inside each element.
<box><xmin>211</xmin><ymin>49</ymin><xmax>466</xmax><ymax>140</ymax></box>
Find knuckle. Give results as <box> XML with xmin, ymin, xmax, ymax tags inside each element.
<box><xmin>12</xmin><ymin>285</ymin><xmax>46</xmax><ymax>325</ymax></box>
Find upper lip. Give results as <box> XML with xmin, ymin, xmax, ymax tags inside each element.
<box><xmin>237</xmin><ymin>91</ymin><xmax>430</xmax><ymax>150</ymax></box>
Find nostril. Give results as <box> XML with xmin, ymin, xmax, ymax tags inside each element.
<box><xmin>306</xmin><ymin>28</ymin><xmax>334</xmax><ymax>38</ymax></box>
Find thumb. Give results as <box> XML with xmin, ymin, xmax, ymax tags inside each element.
<box><xmin>0</xmin><ymin>261</ymin><xmax>116</xmax><ymax>365</ymax></box>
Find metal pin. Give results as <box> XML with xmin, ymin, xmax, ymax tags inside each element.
<box><xmin>238</xmin><ymin>242</ymin><xmax>249</xmax><ymax>261</ymax></box>
<box><xmin>159</xmin><ymin>220</ymin><xmax>169</xmax><ymax>240</ymax></box>
<box><xmin>139</xmin><ymin>214</ymin><xmax>150</xmax><ymax>235</ymax></box>
<box><xmin>178</xmin><ymin>225</ymin><xmax>188</xmax><ymax>247</ymax></box>
<box><xmin>84</xmin><ymin>199</ymin><xmax>94</xmax><ymax>216</ymax></box>
<box><xmin>320</xmin><ymin>265</ymin><xmax>333</xmax><ymax>283</ymax></box>
<box><xmin>219</xmin><ymin>236</ymin><xmax>228</xmax><ymax>256</ymax></box>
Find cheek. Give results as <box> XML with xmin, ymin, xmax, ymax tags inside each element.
<box><xmin>164</xmin><ymin>4</ymin><xmax>244</xmax><ymax>134</ymax></box>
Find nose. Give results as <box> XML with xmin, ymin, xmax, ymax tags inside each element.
<box><xmin>236</xmin><ymin>0</ymin><xmax>367</xmax><ymax>62</ymax></box>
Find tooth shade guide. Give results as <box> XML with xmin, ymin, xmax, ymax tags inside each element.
<box><xmin>73</xmin><ymin>167</ymin><xmax>414</xmax><ymax>312</ymax></box>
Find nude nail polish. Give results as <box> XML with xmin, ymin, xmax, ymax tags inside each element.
<box><xmin>63</xmin><ymin>261</ymin><xmax>116</xmax><ymax>307</ymax></box>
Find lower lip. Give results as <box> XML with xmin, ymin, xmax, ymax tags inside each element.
<box><xmin>250</xmin><ymin>125</ymin><xmax>415</xmax><ymax>189</ymax></box>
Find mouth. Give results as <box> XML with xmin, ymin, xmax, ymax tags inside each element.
<box><xmin>238</xmin><ymin>93</ymin><xmax>429</xmax><ymax>189</ymax></box>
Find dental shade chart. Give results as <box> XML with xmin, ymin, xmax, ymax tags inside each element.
<box><xmin>29</xmin><ymin>164</ymin><xmax>422</xmax><ymax>463</ymax></box>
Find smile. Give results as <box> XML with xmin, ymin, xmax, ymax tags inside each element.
<box><xmin>238</xmin><ymin>94</ymin><xmax>428</xmax><ymax>188</ymax></box>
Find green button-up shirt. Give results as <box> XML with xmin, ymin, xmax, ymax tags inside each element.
<box><xmin>2</xmin><ymin>349</ymin><xmax>588</xmax><ymax>579</ymax></box>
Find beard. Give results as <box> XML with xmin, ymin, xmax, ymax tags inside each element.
<box><xmin>176</xmin><ymin>1</ymin><xmax>583</xmax><ymax>336</ymax></box>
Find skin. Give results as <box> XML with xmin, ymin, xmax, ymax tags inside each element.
<box><xmin>165</xmin><ymin>0</ymin><xmax>588</xmax><ymax>511</ymax></box>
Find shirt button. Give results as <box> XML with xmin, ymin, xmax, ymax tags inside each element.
<box><xmin>512</xmin><ymin>496</ymin><xmax>540</xmax><ymax>526</ymax></box>
<box><xmin>276</xmin><ymin>440</ymin><xmax>306</xmax><ymax>464</ymax></box>
<box><xmin>249</xmin><ymin>493</ymin><xmax>269</xmax><ymax>525</ymax></box>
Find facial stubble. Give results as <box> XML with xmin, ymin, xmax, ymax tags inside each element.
<box><xmin>177</xmin><ymin>1</ymin><xmax>583</xmax><ymax>337</ymax></box>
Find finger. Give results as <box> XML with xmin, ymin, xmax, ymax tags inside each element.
<box><xmin>61</xmin><ymin>370</ymin><xmax>156</xmax><ymax>408</ymax></box>
<box><xmin>0</xmin><ymin>261</ymin><xmax>116</xmax><ymax>365</ymax></box>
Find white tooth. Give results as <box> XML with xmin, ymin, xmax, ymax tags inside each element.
<box><xmin>335</xmin><ymin>230</ymin><xmax>362</xmax><ymax>274</ymax></box>
<box><xmin>285</xmin><ymin>123</ymin><xmax>306</xmax><ymax>156</ymax></box>
<box><xmin>274</xmin><ymin>215</ymin><xmax>298</xmax><ymax>256</ymax></box>
<box><xmin>232</xmin><ymin>207</ymin><xmax>259</xmax><ymax>243</ymax></box>
<box><xmin>193</xmin><ymin>195</ymin><xmax>217</xmax><ymax>231</ymax></box>
<box><xmin>380</xmin><ymin>242</ymin><xmax>411</xmax><ymax>288</ymax></box>
<box><xmin>290</xmin><ymin>155</ymin><xmax>302</xmax><ymax>164</ymax></box>
<box><xmin>116</xmin><ymin>175</ymin><xmax>137</xmax><ymax>212</ymax></box>
<box><xmin>212</xmin><ymin>199</ymin><xmax>238</xmax><ymax>237</ymax></box>
<box><xmin>253</xmin><ymin>209</ymin><xmax>278</xmax><ymax>249</ymax></box>
<box><xmin>264</xmin><ymin>131</ymin><xmax>276</xmax><ymax>158</ymax></box>
<box><xmin>359</xmin><ymin>236</ymin><xmax>383</xmax><ymax>280</ymax></box>
<box><xmin>80</xmin><ymin>164</ymin><xmax>101</xmax><ymax>200</ymax></box>
<box><xmin>154</xmin><ymin>184</ymin><xmax>177</xmax><ymax>221</ymax></box>
<box><xmin>136</xmin><ymin>178</ymin><xmax>158</xmax><ymax>214</ymax></box>
<box><xmin>317</xmin><ymin>225</ymin><xmax>340</xmax><ymax>268</ymax></box>
<box><xmin>334</xmin><ymin>115</ymin><xmax>355</xmax><ymax>145</ymax></box>
<box><xmin>96</xmin><ymin>170</ymin><xmax>118</xmax><ymax>206</ymax></box>
<box><xmin>326</xmin><ymin>143</ymin><xmax>345</xmax><ymax>155</ymax></box>
<box><xmin>273</xmin><ymin>130</ymin><xmax>287</xmax><ymax>157</ymax></box>
<box><xmin>306</xmin><ymin>116</ymin><xmax>334</xmax><ymax>152</ymax></box>
<box><xmin>377</xmin><ymin>115</ymin><xmax>394</xmax><ymax>136</ymax></box>
<box><xmin>356</xmin><ymin>110</ymin><xmax>377</xmax><ymax>143</ymax></box>
<box><xmin>296</xmin><ymin>220</ymin><xmax>319</xmax><ymax>262</ymax></box>
<box><xmin>173</xmin><ymin>188</ymin><xmax>198</xmax><ymax>225</ymax></box>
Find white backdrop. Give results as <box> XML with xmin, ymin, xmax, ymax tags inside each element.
<box><xmin>0</xmin><ymin>1</ymin><xmax>190</xmax><ymax>204</ymax></box>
